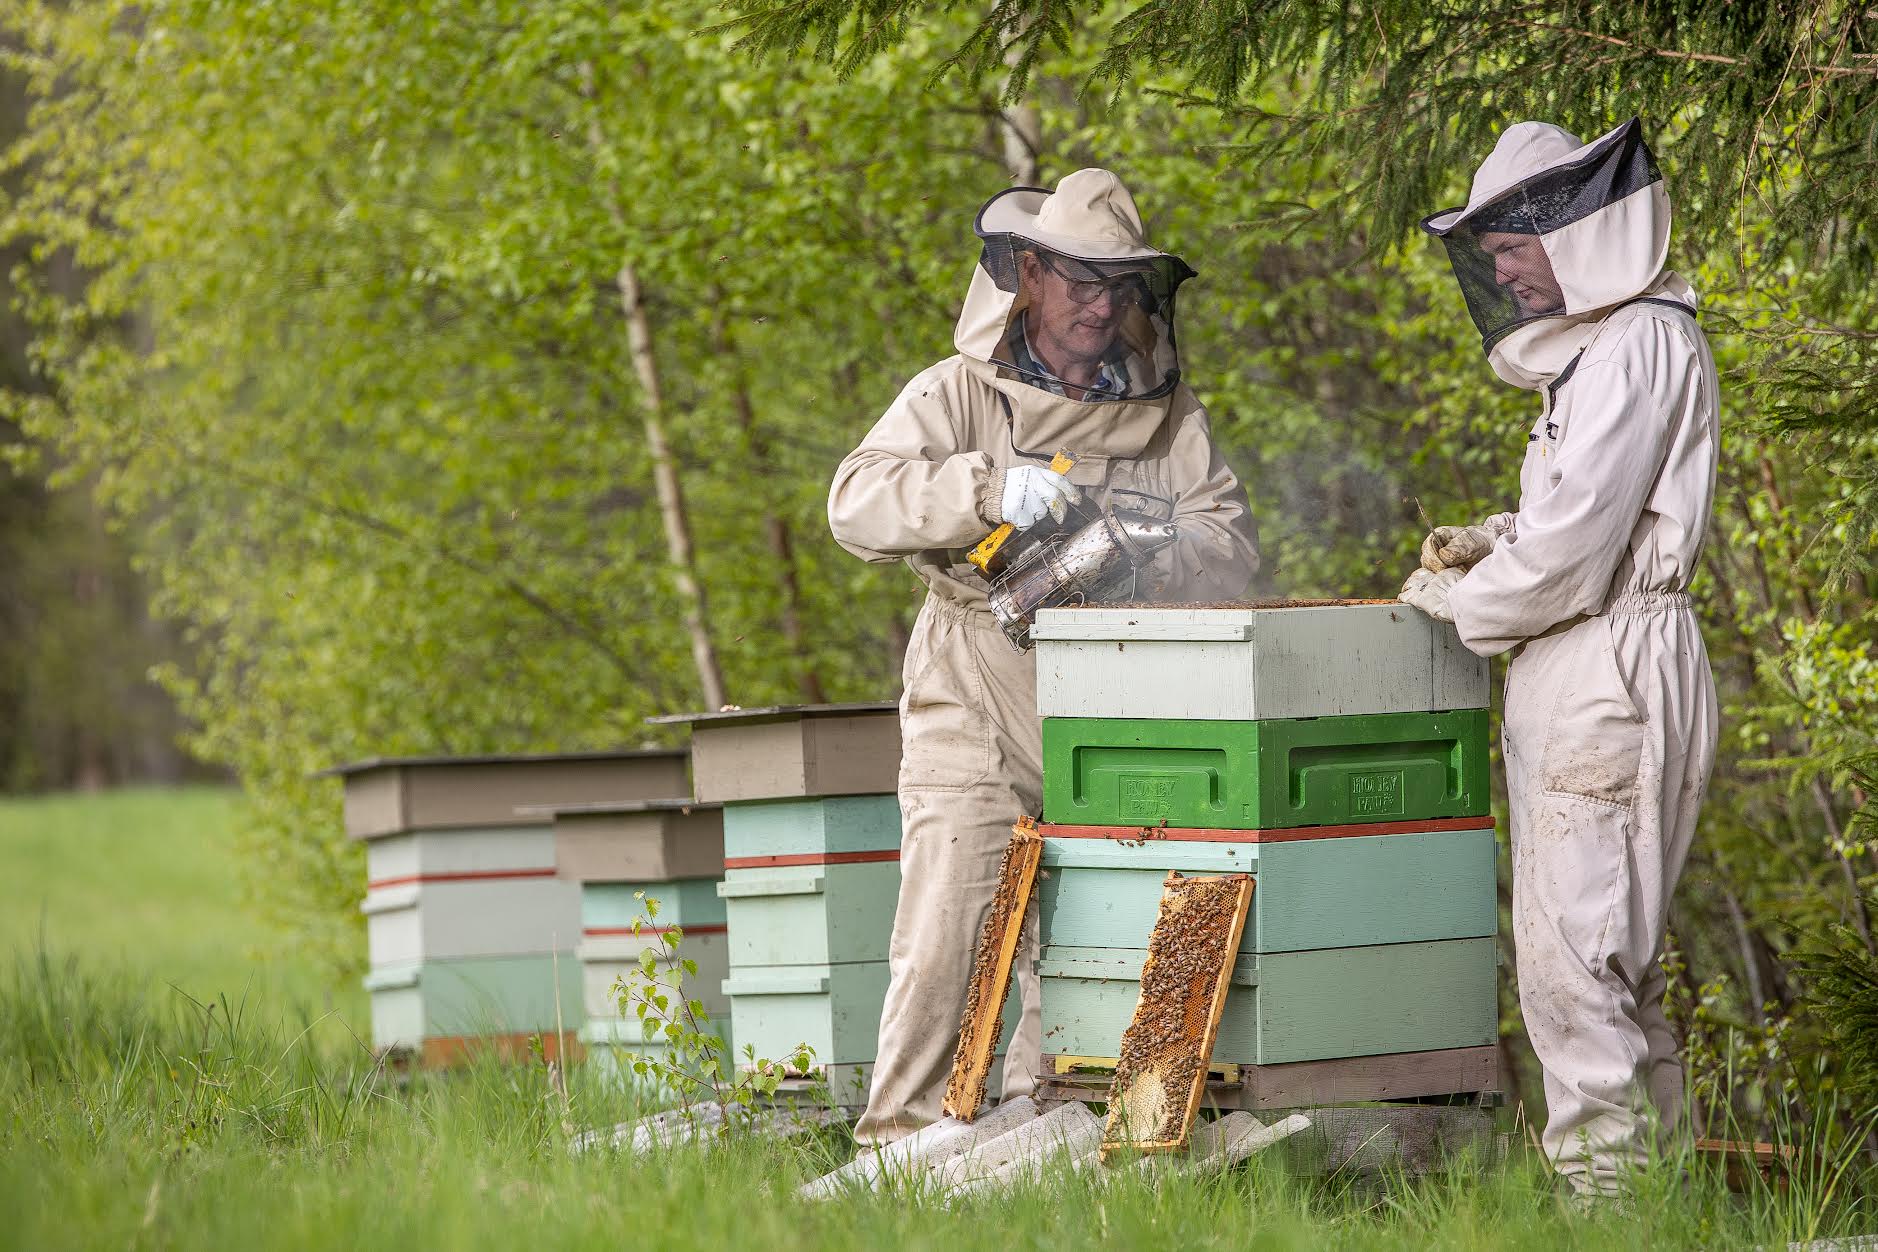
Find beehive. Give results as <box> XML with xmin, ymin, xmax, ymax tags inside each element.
<box><xmin>1028</xmin><ymin>603</ymin><xmax>1502</xmax><ymax>1108</ymax></box>
<box><xmin>540</xmin><ymin>799</ymin><xmax>732</xmax><ymax>1084</ymax></box>
<box><xmin>648</xmin><ymin>704</ymin><xmax>905</xmax><ymax>1101</ymax></box>
<box><xmin>326</xmin><ymin>748</ymin><xmax>689</xmax><ymax>1062</ymax></box>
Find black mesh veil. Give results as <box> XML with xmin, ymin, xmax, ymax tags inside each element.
<box><xmin>1423</xmin><ymin>119</ymin><xmax>1663</xmax><ymax>351</ymax></box>
<box><xmin>974</xmin><ymin>233</ymin><xmax>1196</xmax><ymax>402</ymax></box>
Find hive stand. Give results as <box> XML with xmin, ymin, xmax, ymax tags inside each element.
<box><xmin>1025</xmin><ymin>603</ymin><xmax>1503</xmax><ymax>1173</ymax></box>
<box><xmin>325</xmin><ymin>749</ymin><xmax>688</xmax><ymax>1066</ymax></box>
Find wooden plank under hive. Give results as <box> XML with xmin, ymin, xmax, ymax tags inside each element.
<box><xmin>1100</xmin><ymin>871</ymin><xmax>1253</xmax><ymax>1161</ymax></box>
<box><xmin>943</xmin><ymin>817</ymin><xmax>1044</xmax><ymax>1120</ymax></box>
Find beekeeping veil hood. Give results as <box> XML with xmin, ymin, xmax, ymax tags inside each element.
<box><xmin>955</xmin><ymin>168</ymin><xmax>1197</xmax><ymax>457</ymax></box>
<box><xmin>1422</xmin><ymin>118</ymin><xmax>1694</xmax><ymax>390</ymax></box>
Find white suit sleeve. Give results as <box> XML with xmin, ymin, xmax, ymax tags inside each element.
<box><xmin>1448</xmin><ymin>318</ymin><xmax>1692</xmax><ymax>656</ymax></box>
<box><xmin>827</xmin><ymin>374</ymin><xmax>999</xmax><ymax>564</ymax></box>
<box><xmin>1141</xmin><ymin>404</ymin><xmax>1260</xmax><ymax>602</ymax></box>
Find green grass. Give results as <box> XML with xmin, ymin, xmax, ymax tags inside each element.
<box><xmin>0</xmin><ymin>786</ymin><xmax>365</xmax><ymax>1029</ymax></box>
<box><xmin>0</xmin><ymin>788</ymin><xmax>1873</xmax><ymax>1249</ymax></box>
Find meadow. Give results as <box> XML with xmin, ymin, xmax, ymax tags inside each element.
<box><xmin>1</xmin><ymin>788</ymin><xmax>1872</xmax><ymax>1250</ymax></box>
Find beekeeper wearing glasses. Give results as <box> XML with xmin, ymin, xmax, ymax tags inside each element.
<box><xmin>1400</xmin><ymin>119</ymin><xmax>1721</xmax><ymax>1200</ymax></box>
<box><xmin>828</xmin><ymin>168</ymin><xmax>1260</xmax><ymax>1144</ymax></box>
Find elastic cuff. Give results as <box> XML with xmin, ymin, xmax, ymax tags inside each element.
<box><xmin>978</xmin><ymin>467</ymin><xmax>1008</xmax><ymax>527</ymax></box>
<box><xmin>1481</xmin><ymin>512</ymin><xmax>1517</xmax><ymax>541</ymax></box>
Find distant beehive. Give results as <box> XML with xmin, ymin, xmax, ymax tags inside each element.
<box><xmin>533</xmin><ymin>799</ymin><xmax>729</xmax><ymax>1086</ymax></box>
<box><xmin>649</xmin><ymin>704</ymin><xmax>907</xmax><ymax>1105</ymax></box>
<box><xmin>328</xmin><ymin>749</ymin><xmax>688</xmax><ymax>1066</ymax></box>
<box><xmin>1027</xmin><ymin>603</ymin><xmax>1503</xmax><ymax>1110</ymax></box>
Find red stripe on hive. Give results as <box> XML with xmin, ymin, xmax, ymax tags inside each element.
<box><xmin>721</xmin><ymin>850</ymin><xmax>901</xmax><ymax>869</ymax></box>
<box><xmin>1035</xmin><ymin>816</ymin><xmax>1493</xmax><ymax>844</ymax></box>
<box><xmin>366</xmin><ymin>867</ymin><xmax>559</xmax><ymax>890</ymax></box>
<box><xmin>582</xmin><ymin>924</ymin><xmax>728</xmax><ymax>937</ymax></box>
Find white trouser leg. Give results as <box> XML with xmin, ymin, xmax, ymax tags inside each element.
<box><xmin>855</xmin><ymin>600</ymin><xmax>1041</xmax><ymax>1145</ymax></box>
<box><xmin>1503</xmin><ymin>597</ymin><xmax>1715</xmax><ymax>1195</ymax></box>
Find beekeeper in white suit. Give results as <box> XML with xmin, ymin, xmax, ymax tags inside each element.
<box><xmin>1400</xmin><ymin>118</ymin><xmax>1720</xmax><ymax>1199</ymax></box>
<box><xmin>829</xmin><ymin>169</ymin><xmax>1259</xmax><ymax>1144</ymax></box>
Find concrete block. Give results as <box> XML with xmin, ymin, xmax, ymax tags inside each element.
<box><xmin>934</xmin><ymin>1101</ymin><xmax>1101</xmax><ymax>1189</ymax></box>
<box><xmin>798</xmin><ymin>1097</ymin><xmax>1041</xmax><ymax>1198</ymax></box>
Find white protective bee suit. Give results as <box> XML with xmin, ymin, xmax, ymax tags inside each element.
<box><xmin>829</xmin><ymin>169</ymin><xmax>1260</xmax><ymax>1144</ymax></box>
<box><xmin>1413</xmin><ymin>119</ymin><xmax>1720</xmax><ymax>1196</ymax></box>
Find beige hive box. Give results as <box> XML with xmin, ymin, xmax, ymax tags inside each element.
<box><xmin>524</xmin><ymin>799</ymin><xmax>725</xmax><ymax>883</ymax></box>
<box><xmin>648</xmin><ymin>703</ymin><xmax>900</xmax><ymax>803</ymax></box>
<box><xmin>330</xmin><ymin>748</ymin><xmax>690</xmax><ymax>840</ymax></box>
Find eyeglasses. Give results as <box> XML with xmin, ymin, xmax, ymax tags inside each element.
<box><xmin>1036</xmin><ymin>252</ymin><xmax>1151</xmax><ymax>308</ymax></box>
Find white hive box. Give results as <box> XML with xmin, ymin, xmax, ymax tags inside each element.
<box><xmin>1031</xmin><ymin>601</ymin><xmax>1488</xmax><ymax>721</ymax></box>
<box><xmin>648</xmin><ymin>703</ymin><xmax>900</xmax><ymax>803</ymax></box>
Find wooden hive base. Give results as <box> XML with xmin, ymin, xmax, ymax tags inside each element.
<box><xmin>1037</xmin><ymin>1045</ymin><xmax>1502</xmax><ymax>1113</ymax></box>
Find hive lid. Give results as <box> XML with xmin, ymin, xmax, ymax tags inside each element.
<box><xmin>646</xmin><ymin>701</ymin><xmax>899</xmax><ymax>727</ymax></box>
<box><xmin>317</xmin><ymin>747</ymin><xmax>685</xmax><ymax>778</ymax></box>
<box><xmin>514</xmin><ymin>798</ymin><xmax>722</xmax><ymax>818</ymax></box>
<box><xmin>1030</xmin><ymin>600</ymin><xmax>1400</xmax><ymax>643</ymax></box>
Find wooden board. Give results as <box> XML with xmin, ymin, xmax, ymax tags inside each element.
<box><xmin>943</xmin><ymin>818</ymin><xmax>1043</xmax><ymax>1120</ymax></box>
<box><xmin>1030</xmin><ymin>603</ymin><xmax>1488</xmax><ymax>722</ymax></box>
<box><xmin>1037</xmin><ymin>1044</ymin><xmax>1502</xmax><ymax>1111</ymax></box>
<box><xmin>1100</xmin><ymin>872</ymin><xmax>1253</xmax><ymax>1160</ymax></box>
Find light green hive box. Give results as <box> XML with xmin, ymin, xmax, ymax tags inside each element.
<box><xmin>366</xmin><ymin>953</ymin><xmax>585</xmax><ymax>1051</ymax></box>
<box><xmin>722</xmin><ymin>962</ymin><xmax>894</xmax><ymax>1066</ymax></box>
<box><xmin>1041</xmin><ymin>710</ymin><xmax>1491</xmax><ymax>830</ymax></box>
<box><xmin>1037</xmin><ymin>826</ymin><xmax>1497</xmax><ymax>954</ymax></box>
<box><xmin>1038</xmin><ymin>936</ymin><xmax>1499</xmax><ymax>1065</ymax></box>
<box><xmin>719</xmin><ymin>794</ymin><xmax>904</xmax><ymax>859</ymax></box>
<box><xmin>717</xmin><ymin>862</ymin><xmax>902</xmax><ymax>965</ymax></box>
<box><xmin>582</xmin><ymin>878</ymin><xmax>728</xmax><ymax>931</ymax></box>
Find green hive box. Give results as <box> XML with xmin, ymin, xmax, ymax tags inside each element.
<box><xmin>1037</xmin><ymin>937</ymin><xmax>1498</xmax><ymax>1065</ymax></box>
<box><xmin>1041</xmin><ymin>710</ymin><xmax>1491</xmax><ymax>830</ymax></box>
<box><xmin>582</xmin><ymin>878</ymin><xmax>728</xmax><ymax>932</ymax></box>
<box><xmin>1036</xmin><ymin>824</ymin><xmax>1498</xmax><ymax>954</ymax></box>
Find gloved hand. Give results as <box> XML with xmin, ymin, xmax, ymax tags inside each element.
<box><xmin>999</xmin><ymin>464</ymin><xmax>1082</xmax><ymax>530</ymax></box>
<box><xmin>1419</xmin><ymin>515</ymin><xmax>1512</xmax><ymax>573</ymax></box>
<box><xmin>1399</xmin><ymin>566</ymin><xmax>1466</xmax><ymax>623</ymax></box>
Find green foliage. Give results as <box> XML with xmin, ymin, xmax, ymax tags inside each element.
<box><xmin>609</xmin><ymin>890</ymin><xmax>822</xmax><ymax>1123</ymax></box>
<box><xmin>1793</xmin><ymin>923</ymin><xmax>1878</xmax><ymax>1111</ymax></box>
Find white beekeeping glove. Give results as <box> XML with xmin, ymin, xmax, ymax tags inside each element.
<box><xmin>999</xmin><ymin>465</ymin><xmax>1082</xmax><ymax>530</ymax></box>
<box><xmin>1399</xmin><ymin>566</ymin><xmax>1466</xmax><ymax>622</ymax></box>
<box><xmin>1420</xmin><ymin>514</ymin><xmax>1514</xmax><ymax>572</ymax></box>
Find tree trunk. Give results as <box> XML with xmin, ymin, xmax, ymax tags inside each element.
<box><xmin>1000</xmin><ymin>38</ymin><xmax>1041</xmax><ymax>184</ymax></box>
<box><xmin>713</xmin><ymin>307</ymin><xmax>826</xmax><ymax>704</ymax></box>
<box><xmin>616</xmin><ymin>263</ymin><xmax>728</xmax><ymax>710</ymax></box>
